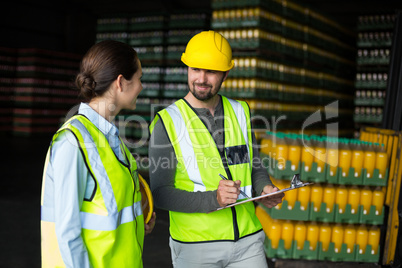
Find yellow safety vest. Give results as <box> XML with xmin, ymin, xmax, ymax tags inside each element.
<box><xmin>41</xmin><ymin>114</ymin><xmax>144</xmax><ymax>267</ymax></box>
<box><xmin>150</xmin><ymin>96</ymin><xmax>262</xmax><ymax>242</ymax></box>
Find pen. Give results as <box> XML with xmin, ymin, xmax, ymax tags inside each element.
<box><xmin>219</xmin><ymin>173</ymin><xmax>251</xmax><ymax>199</ymax></box>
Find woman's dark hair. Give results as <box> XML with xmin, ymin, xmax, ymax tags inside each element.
<box><xmin>75</xmin><ymin>40</ymin><xmax>139</xmax><ymax>101</ymax></box>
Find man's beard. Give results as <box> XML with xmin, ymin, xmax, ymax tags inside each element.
<box><xmin>188</xmin><ymin>76</ymin><xmax>225</xmax><ymax>101</ymax></box>
<box><xmin>190</xmin><ymin>83</ymin><xmax>215</xmax><ymax>101</ymax></box>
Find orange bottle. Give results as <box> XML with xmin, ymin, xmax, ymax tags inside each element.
<box><xmin>343</xmin><ymin>224</ymin><xmax>356</xmax><ymax>253</ymax></box>
<box><xmin>314</xmin><ymin>137</ymin><xmax>327</xmax><ymax>173</ymax></box>
<box><xmin>260</xmin><ymin>132</ymin><xmax>273</xmax><ymax>155</ymax></box>
<box><xmin>297</xmin><ymin>185</ymin><xmax>311</xmax><ymax>211</ymax></box>
<box><xmin>283</xmin><ymin>180</ymin><xmax>297</xmax><ymax>209</ymax></box>
<box><xmin>287</xmin><ymin>136</ymin><xmax>301</xmax><ymax>171</ymax></box>
<box><xmin>375</xmin><ymin>145</ymin><xmax>388</xmax><ymax>179</ymax></box>
<box><xmin>368</xmin><ymin>226</ymin><xmax>381</xmax><ymax>254</ymax></box>
<box><xmin>326</xmin><ymin>138</ymin><xmax>339</xmax><ymax>177</ymax></box>
<box><xmin>360</xmin><ymin>186</ymin><xmax>373</xmax><ymax>215</ymax></box>
<box><xmin>372</xmin><ymin>187</ymin><xmax>385</xmax><ymax>215</ymax></box>
<box><xmin>335</xmin><ymin>185</ymin><xmax>348</xmax><ymax>214</ymax></box>
<box><xmin>274</xmin><ymin>132</ymin><xmax>288</xmax><ymax>170</ymax></box>
<box><xmin>282</xmin><ymin>220</ymin><xmax>294</xmax><ymax>250</ymax></box>
<box><xmin>339</xmin><ymin>139</ymin><xmax>352</xmax><ymax>177</ymax></box>
<box><xmin>301</xmin><ymin>136</ymin><xmax>314</xmax><ymax>172</ymax></box>
<box><xmin>363</xmin><ymin>146</ymin><xmax>376</xmax><ymax>178</ymax></box>
<box><xmin>348</xmin><ymin>186</ymin><xmax>361</xmax><ymax>214</ymax></box>
<box><xmin>268</xmin><ymin>219</ymin><xmax>282</xmax><ymax>249</ymax></box>
<box><xmin>319</xmin><ymin>223</ymin><xmax>332</xmax><ymax>252</ymax></box>
<box><xmin>351</xmin><ymin>141</ymin><xmax>364</xmax><ymax>177</ymax></box>
<box><xmin>331</xmin><ymin>224</ymin><xmax>344</xmax><ymax>253</ymax></box>
<box><xmin>310</xmin><ymin>184</ymin><xmax>323</xmax><ymax>212</ymax></box>
<box><xmin>356</xmin><ymin>225</ymin><xmax>368</xmax><ymax>254</ymax></box>
<box><xmin>307</xmin><ymin>222</ymin><xmax>319</xmax><ymax>250</ymax></box>
<box><xmin>323</xmin><ymin>184</ymin><xmax>336</xmax><ymax>213</ymax></box>
<box><xmin>294</xmin><ymin>221</ymin><xmax>307</xmax><ymax>250</ymax></box>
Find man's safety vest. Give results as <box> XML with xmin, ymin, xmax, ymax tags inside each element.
<box><xmin>41</xmin><ymin>114</ymin><xmax>144</xmax><ymax>267</ymax></box>
<box><xmin>150</xmin><ymin>96</ymin><xmax>262</xmax><ymax>243</ymax></box>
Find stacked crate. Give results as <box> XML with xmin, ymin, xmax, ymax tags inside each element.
<box><xmin>95</xmin><ymin>11</ymin><xmax>210</xmax><ymax>172</ymax></box>
<box><xmin>0</xmin><ymin>47</ymin><xmax>17</xmax><ymax>134</ymax></box>
<box><xmin>354</xmin><ymin>14</ymin><xmax>396</xmax><ymax>127</ymax></box>
<box><xmin>258</xmin><ymin>131</ymin><xmax>389</xmax><ymax>263</ymax></box>
<box><xmin>0</xmin><ymin>47</ymin><xmax>81</xmax><ymax>136</ymax></box>
<box><xmin>12</xmin><ymin>48</ymin><xmax>81</xmax><ymax>136</ymax></box>
<box><xmin>211</xmin><ymin>0</ymin><xmax>356</xmax><ymax>132</ymax></box>
<box><xmin>163</xmin><ymin>11</ymin><xmax>210</xmax><ymax>98</ymax></box>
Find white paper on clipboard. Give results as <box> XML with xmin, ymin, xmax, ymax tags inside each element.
<box><xmin>213</xmin><ymin>181</ymin><xmax>314</xmax><ymax>212</ymax></box>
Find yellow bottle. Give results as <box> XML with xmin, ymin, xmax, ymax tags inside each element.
<box><xmin>287</xmin><ymin>136</ymin><xmax>301</xmax><ymax>171</ymax></box>
<box><xmin>294</xmin><ymin>221</ymin><xmax>307</xmax><ymax>250</ymax></box>
<box><xmin>282</xmin><ymin>220</ymin><xmax>294</xmax><ymax>250</ymax></box>
<box><xmin>297</xmin><ymin>185</ymin><xmax>311</xmax><ymax>211</ymax></box>
<box><xmin>368</xmin><ymin>226</ymin><xmax>380</xmax><ymax>254</ymax></box>
<box><xmin>323</xmin><ymin>184</ymin><xmax>336</xmax><ymax>213</ymax></box>
<box><xmin>351</xmin><ymin>141</ymin><xmax>364</xmax><ymax>177</ymax></box>
<box><xmin>307</xmin><ymin>222</ymin><xmax>319</xmax><ymax>250</ymax></box>
<box><xmin>343</xmin><ymin>224</ymin><xmax>356</xmax><ymax>253</ymax></box>
<box><xmin>331</xmin><ymin>224</ymin><xmax>344</xmax><ymax>253</ymax></box>
<box><xmin>301</xmin><ymin>136</ymin><xmax>314</xmax><ymax>172</ymax></box>
<box><xmin>360</xmin><ymin>186</ymin><xmax>373</xmax><ymax>215</ymax></box>
<box><xmin>363</xmin><ymin>147</ymin><xmax>376</xmax><ymax>178</ymax></box>
<box><xmin>375</xmin><ymin>146</ymin><xmax>388</xmax><ymax>179</ymax></box>
<box><xmin>310</xmin><ymin>183</ymin><xmax>323</xmax><ymax>212</ymax></box>
<box><xmin>335</xmin><ymin>185</ymin><xmax>348</xmax><ymax>214</ymax></box>
<box><xmin>348</xmin><ymin>186</ymin><xmax>361</xmax><ymax>214</ymax></box>
<box><xmin>339</xmin><ymin>139</ymin><xmax>352</xmax><ymax>177</ymax></box>
<box><xmin>283</xmin><ymin>180</ymin><xmax>297</xmax><ymax>209</ymax></box>
<box><xmin>326</xmin><ymin>138</ymin><xmax>339</xmax><ymax>177</ymax></box>
<box><xmin>269</xmin><ymin>219</ymin><xmax>282</xmax><ymax>249</ymax></box>
<box><xmin>372</xmin><ymin>187</ymin><xmax>385</xmax><ymax>215</ymax></box>
<box><xmin>274</xmin><ymin>132</ymin><xmax>288</xmax><ymax>170</ymax></box>
<box><xmin>271</xmin><ymin>179</ymin><xmax>282</xmax><ymax>209</ymax></box>
<box><xmin>319</xmin><ymin>223</ymin><xmax>332</xmax><ymax>252</ymax></box>
<box><xmin>260</xmin><ymin>132</ymin><xmax>273</xmax><ymax>155</ymax></box>
<box><xmin>314</xmin><ymin>137</ymin><xmax>327</xmax><ymax>173</ymax></box>
<box><xmin>255</xmin><ymin>205</ymin><xmax>271</xmax><ymax>237</ymax></box>
<box><xmin>356</xmin><ymin>225</ymin><xmax>368</xmax><ymax>254</ymax></box>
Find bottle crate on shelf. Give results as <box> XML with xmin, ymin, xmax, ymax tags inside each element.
<box><xmin>256</xmin><ymin>206</ymin><xmax>382</xmax><ymax>263</ymax></box>
<box><xmin>129</xmin><ymin>15</ymin><xmax>166</xmax><ymax>31</ymax></box>
<box><xmin>261</xmin><ymin>192</ymin><xmax>385</xmax><ymax>225</ymax></box>
<box><xmin>128</xmin><ymin>31</ymin><xmax>164</xmax><ymax>46</ymax></box>
<box><xmin>169</xmin><ymin>12</ymin><xmax>210</xmax><ymax>29</ymax></box>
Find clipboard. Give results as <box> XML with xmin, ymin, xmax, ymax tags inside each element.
<box><xmin>213</xmin><ymin>174</ymin><xmax>313</xmax><ymax>212</ymax></box>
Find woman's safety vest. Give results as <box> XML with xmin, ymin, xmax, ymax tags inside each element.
<box><xmin>150</xmin><ymin>96</ymin><xmax>262</xmax><ymax>243</ymax></box>
<box><xmin>41</xmin><ymin>114</ymin><xmax>144</xmax><ymax>267</ymax></box>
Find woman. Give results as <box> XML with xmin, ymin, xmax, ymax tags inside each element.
<box><xmin>40</xmin><ymin>40</ymin><xmax>155</xmax><ymax>268</ymax></box>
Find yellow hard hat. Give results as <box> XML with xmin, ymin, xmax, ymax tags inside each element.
<box><xmin>181</xmin><ymin>30</ymin><xmax>234</xmax><ymax>71</ymax></box>
<box><xmin>138</xmin><ymin>173</ymin><xmax>154</xmax><ymax>224</ymax></box>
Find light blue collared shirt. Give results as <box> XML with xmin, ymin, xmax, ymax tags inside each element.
<box><xmin>47</xmin><ymin>103</ymin><xmax>125</xmax><ymax>267</ymax></box>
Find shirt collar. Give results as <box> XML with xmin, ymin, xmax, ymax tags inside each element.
<box><xmin>78</xmin><ymin>102</ymin><xmax>119</xmax><ymax>137</ymax></box>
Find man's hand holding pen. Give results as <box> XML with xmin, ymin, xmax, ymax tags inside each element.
<box><xmin>217</xmin><ymin>178</ymin><xmax>243</xmax><ymax>207</ymax></box>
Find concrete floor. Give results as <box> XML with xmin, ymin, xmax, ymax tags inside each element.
<box><xmin>0</xmin><ymin>135</ymin><xmax>384</xmax><ymax>267</ymax></box>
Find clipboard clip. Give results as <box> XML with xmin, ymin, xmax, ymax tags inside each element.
<box><xmin>290</xmin><ymin>173</ymin><xmax>303</xmax><ymax>188</ymax></box>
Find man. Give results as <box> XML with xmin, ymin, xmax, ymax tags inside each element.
<box><xmin>149</xmin><ymin>30</ymin><xmax>284</xmax><ymax>268</ymax></box>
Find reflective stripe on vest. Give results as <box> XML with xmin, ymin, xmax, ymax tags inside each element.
<box><xmin>165</xmin><ymin>104</ymin><xmax>205</xmax><ymax>192</ymax></box>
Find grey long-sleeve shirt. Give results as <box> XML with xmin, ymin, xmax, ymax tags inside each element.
<box><xmin>149</xmin><ymin>96</ymin><xmax>273</xmax><ymax>213</ymax></box>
